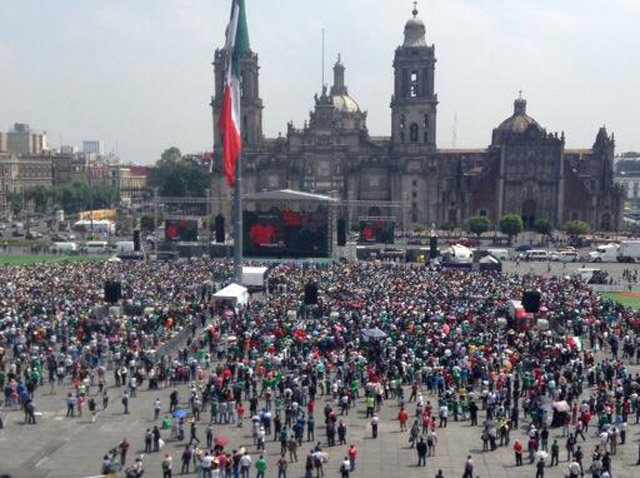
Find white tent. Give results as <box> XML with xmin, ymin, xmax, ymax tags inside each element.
<box><xmin>242</xmin><ymin>266</ymin><xmax>269</xmax><ymax>288</ymax></box>
<box><xmin>214</xmin><ymin>283</ymin><xmax>249</xmax><ymax>308</ymax></box>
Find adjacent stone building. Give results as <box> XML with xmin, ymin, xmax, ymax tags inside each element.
<box><xmin>210</xmin><ymin>6</ymin><xmax>623</xmax><ymax>232</ymax></box>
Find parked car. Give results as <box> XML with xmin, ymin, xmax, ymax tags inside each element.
<box><xmin>515</xmin><ymin>244</ymin><xmax>533</xmax><ymax>253</ymax></box>
<box><xmin>51</xmin><ymin>233</ymin><xmax>69</xmax><ymax>242</ymax></box>
<box><xmin>26</xmin><ymin>230</ymin><xmax>43</xmax><ymax>240</ymax></box>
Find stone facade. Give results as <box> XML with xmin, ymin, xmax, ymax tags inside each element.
<box><xmin>210</xmin><ymin>7</ymin><xmax>623</xmax><ymax>232</ymax></box>
<box><xmin>0</xmin><ymin>152</ymin><xmax>53</xmax><ymax>218</ymax></box>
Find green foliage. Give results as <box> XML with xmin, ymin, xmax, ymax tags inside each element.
<box><xmin>23</xmin><ymin>182</ymin><xmax>120</xmax><ymax>215</ymax></box>
<box><xmin>140</xmin><ymin>216</ymin><xmax>156</xmax><ymax>232</ymax></box>
<box><xmin>440</xmin><ymin>223</ymin><xmax>456</xmax><ymax>232</ymax></box>
<box><xmin>8</xmin><ymin>194</ymin><xmax>24</xmax><ymax>216</ymax></box>
<box><xmin>499</xmin><ymin>214</ymin><xmax>524</xmax><ymax>239</ymax></box>
<box><xmin>565</xmin><ymin>220</ymin><xmax>591</xmax><ymax>236</ymax></box>
<box><xmin>468</xmin><ymin>216</ymin><xmax>490</xmax><ymax>237</ymax></box>
<box><xmin>534</xmin><ymin>218</ymin><xmax>554</xmax><ymax>236</ymax></box>
<box><xmin>148</xmin><ymin>147</ymin><xmax>209</xmax><ymax>197</ymax></box>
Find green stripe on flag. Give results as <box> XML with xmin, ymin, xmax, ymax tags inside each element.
<box><xmin>232</xmin><ymin>0</ymin><xmax>251</xmax><ymax>77</ymax></box>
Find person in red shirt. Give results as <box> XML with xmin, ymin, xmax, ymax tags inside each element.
<box><xmin>398</xmin><ymin>407</ymin><xmax>409</xmax><ymax>431</ymax></box>
<box><xmin>236</xmin><ymin>402</ymin><xmax>245</xmax><ymax>428</ymax></box>
<box><xmin>218</xmin><ymin>452</ymin><xmax>228</xmax><ymax>472</ymax></box>
<box><xmin>347</xmin><ymin>444</ymin><xmax>357</xmax><ymax>471</ymax></box>
<box><xmin>308</xmin><ymin>400</ymin><xmax>315</xmax><ymax>416</ymax></box>
<box><xmin>581</xmin><ymin>410</ymin><xmax>591</xmax><ymax>433</ymax></box>
<box><xmin>513</xmin><ymin>440</ymin><xmax>523</xmax><ymax>466</ymax></box>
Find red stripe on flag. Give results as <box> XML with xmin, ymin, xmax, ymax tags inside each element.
<box><xmin>219</xmin><ymin>85</ymin><xmax>242</xmax><ymax>187</ymax></box>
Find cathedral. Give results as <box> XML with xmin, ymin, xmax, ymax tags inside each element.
<box><xmin>210</xmin><ymin>6</ymin><xmax>623</xmax><ymax>232</ymax></box>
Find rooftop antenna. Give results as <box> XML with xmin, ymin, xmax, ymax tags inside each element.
<box><xmin>452</xmin><ymin>112</ymin><xmax>458</xmax><ymax>148</ymax></box>
<box><xmin>322</xmin><ymin>28</ymin><xmax>325</xmax><ymax>89</ymax></box>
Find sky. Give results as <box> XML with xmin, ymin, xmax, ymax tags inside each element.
<box><xmin>0</xmin><ymin>0</ymin><xmax>638</xmax><ymax>163</ymax></box>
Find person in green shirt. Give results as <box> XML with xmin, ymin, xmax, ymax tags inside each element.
<box><xmin>255</xmin><ymin>455</ymin><xmax>267</xmax><ymax>478</ymax></box>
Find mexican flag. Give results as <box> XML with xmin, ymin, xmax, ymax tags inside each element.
<box><xmin>219</xmin><ymin>0</ymin><xmax>250</xmax><ymax>187</ymax></box>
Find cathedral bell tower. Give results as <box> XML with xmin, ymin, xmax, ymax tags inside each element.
<box><xmin>391</xmin><ymin>3</ymin><xmax>438</xmax><ymax>148</ymax></box>
<box><xmin>212</xmin><ymin>19</ymin><xmax>263</xmax><ymax>149</ymax></box>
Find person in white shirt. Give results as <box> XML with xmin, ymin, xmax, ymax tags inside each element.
<box><xmin>568</xmin><ymin>460</ymin><xmax>581</xmax><ymax>478</ymax></box>
<box><xmin>240</xmin><ymin>452</ymin><xmax>252</xmax><ymax>478</ymax></box>
<box><xmin>340</xmin><ymin>457</ymin><xmax>351</xmax><ymax>478</ymax></box>
<box><xmin>371</xmin><ymin>414</ymin><xmax>379</xmax><ymax>438</ymax></box>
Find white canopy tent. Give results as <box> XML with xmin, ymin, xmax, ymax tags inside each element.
<box><xmin>242</xmin><ymin>266</ymin><xmax>269</xmax><ymax>288</ymax></box>
<box><xmin>214</xmin><ymin>283</ymin><xmax>249</xmax><ymax>308</ymax></box>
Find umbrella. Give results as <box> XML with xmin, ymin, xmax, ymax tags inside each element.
<box><xmin>172</xmin><ymin>409</ymin><xmax>189</xmax><ymax>419</ymax></box>
<box><xmin>214</xmin><ymin>436</ymin><xmax>229</xmax><ymax>447</ymax></box>
<box><xmin>362</xmin><ymin>328</ymin><xmax>387</xmax><ymax>340</ymax></box>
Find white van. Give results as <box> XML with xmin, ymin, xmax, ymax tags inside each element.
<box><xmin>85</xmin><ymin>241</ymin><xmax>108</xmax><ymax>253</ymax></box>
<box><xmin>51</xmin><ymin>242</ymin><xmax>78</xmax><ymax>253</ymax></box>
<box><xmin>487</xmin><ymin>248</ymin><xmax>510</xmax><ymax>261</ymax></box>
<box><xmin>524</xmin><ymin>250</ymin><xmax>549</xmax><ymax>261</ymax></box>
<box><xmin>556</xmin><ymin>250</ymin><xmax>579</xmax><ymax>262</ymax></box>
<box><xmin>113</xmin><ymin>241</ymin><xmax>135</xmax><ymax>253</ymax></box>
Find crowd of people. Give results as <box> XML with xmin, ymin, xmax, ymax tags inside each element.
<box><xmin>1</xmin><ymin>259</ymin><xmax>640</xmax><ymax>478</ymax></box>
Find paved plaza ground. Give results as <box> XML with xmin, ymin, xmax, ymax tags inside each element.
<box><xmin>2</xmin><ymin>357</ymin><xmax>640</xmax><ymax>478</ymax></box>
<box><xmin>2</xmin><ymin>259</ymin><xmax>640</xmax><ymax>478</ymax></box>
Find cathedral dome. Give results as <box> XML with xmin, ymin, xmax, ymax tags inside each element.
<box><xmin>332</xmin><ymin>94</ymin><xmax>361</xmax><ymax>114</ymax></box>
<box><xmin>403</xmin><ymin>5</ymin><xmax>427</xmax><ymax>47</ymax></box>
<box><xmin>496</xmin><ymin>97</ymin><xmax>543</xmax><ymax>135</ymax></box>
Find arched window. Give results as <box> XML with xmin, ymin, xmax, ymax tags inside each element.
<box><xmin>410</xmin><ymin>71</ymin><xmax>419</xmax><ymax>98</ymax></box>
<box><xmin>423</xmin><ymin>114</ymin><xmax>429</xmax><ymax>143</ymax></box>
<box><xmin>368</xmin><ymin>206</ymin><xmax>381</xmax><ymax>217</ymax></box>
<box><xmin>400</xmin><ymin>115</ymin><xmax>406</xmax><ymax>143</ymax></box>
<box><xmin>410</xmin><ymin>123</ymin><xmax>419</xmax><ymax>143</ymax></box>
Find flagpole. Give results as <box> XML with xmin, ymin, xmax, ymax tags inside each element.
<box><xmin>234</xmin><ymin>152</ymin><xmax>243</xmax><ymax>284</ymax></box>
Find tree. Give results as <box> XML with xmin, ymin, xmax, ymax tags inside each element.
<box><xmin>8</xmin><ymin>194</ymin><xmax>24</xmax><ymax>217</ymax></box>
<box><xmin>468</xmin><ymin>216</ymin><xmax>490</xmax><ymax>237</ymax></box>
<box><xmin>28</xmin><ymin>186</ymin><xmax>51</xmax><ymax>213</ymax></box>
<box><xmin>534</xmin><ymin>218</ymin><xmax>553</xmax><ymax>237</ymax></box>
<box><xmin>24</xmin><ymin>181</ymin><xmax>120</xmax><ymax>215</ymax></box>
<box><xmin>499</xmin><ymin>214</ymin><xmax>524</xmax><ymax>242</ymax></box>
<box><xmin>140</xmin><ymin>216</ymin><xmax>156</xmax><ymax>232</ymax></box>
<box><xmin>148</xmin><ymin>147</ymin><xmax>209</xmax><ymax>198</ymax></box>
<box><xmin>565</xmin><ymin>220</ymin><xmax>591</xmax><ymax>237</ymax></box>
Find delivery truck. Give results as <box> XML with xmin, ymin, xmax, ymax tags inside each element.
<box><xmin>617</xmin><ymin>241</ymin><xmax>640</xmax><ymax>263</ymax></box>
<box><xmin>588</xmin><ymin>243</ymin><xmax>618</xmax><ymax>262</ymax></box>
